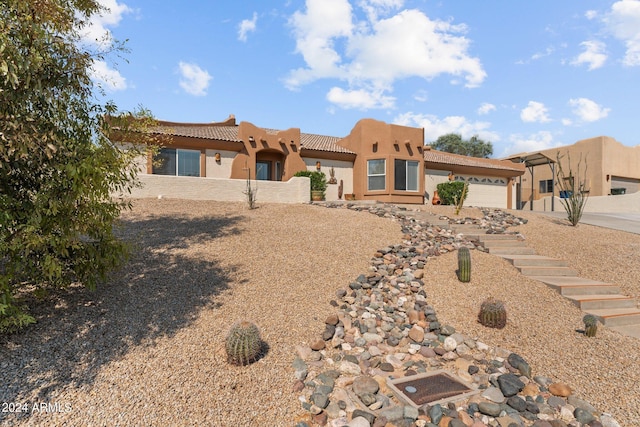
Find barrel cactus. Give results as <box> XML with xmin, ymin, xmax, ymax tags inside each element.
<box><xmin>457</xmin><ymin>247</ymin><xmax>471</xmax><ymax>282</ymax></box>
<box><xmin>225</xmin><ymin>321</ymin><xmax>263</xmax><ymax>365</ymax></box>
<box><xmin>478</xmin><ymin>298</ymin><xmax>507</xmax><ymax>329</ymax></box>
<box><xmin>583</xmin><ymin>314</ymin><xmax>598</xmax><ymax>338</ymax></box>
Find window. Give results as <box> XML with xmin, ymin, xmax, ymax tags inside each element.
<box><xmin>539</xmin><ymin>179</ymin><xmax>553</xmax><ymax>193</ymax></box>
<box><xmin>367</xmin><ymin>159</ymin><xmax>386</xmax><ymax>191</ymax></box>
<box><xmin>394</xmin><ymin>159</ymin><xmax>419</xmax><ymax>191</ymax></box>
<box><xmin>153</xmin><ymin>148</ymin><xmax>200</xmax><ymax>177</ymax></box>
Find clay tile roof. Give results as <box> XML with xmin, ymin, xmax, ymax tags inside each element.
<box><xmin>300</xmin><ymin>133</ymin><xmax>354</xmax><ymax>154</ymax></box>
<box><xmin>151</xmin><ymin>125</ymin><xmax>241</xmax><ymax>142</ymax></box>
<box><xmin>149</xmin><ymin>123</ymin><xmax>353</xmax><ymax>154</ymax></box>
<box><xmin>424</xmin><ymin>149</ymin><xmax>525</xmax><ymax>172</ymax></box>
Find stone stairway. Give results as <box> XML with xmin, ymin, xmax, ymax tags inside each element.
<box><xmin>456</xmin><ymin>228</ymin><xmax>640</xmax><ymax>339</ymax></box>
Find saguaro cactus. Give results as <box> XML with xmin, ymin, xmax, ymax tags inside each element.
<box><xmin>457</xmin><ymin>247</ymin><xmax>471</xmax><ymax>282</ymax></box>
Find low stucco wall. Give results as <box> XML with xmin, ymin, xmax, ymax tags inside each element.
<box><xmin>125</xmin><ymin>174</ymin><xmax>310</xmax><ymax>203</ymax></box>
<box><xmin>523</xmin><ymin>191</ymin><xmax>640</xmax><ymax>213</ymax></box>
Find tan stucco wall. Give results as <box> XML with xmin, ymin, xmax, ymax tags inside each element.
<box><xmin>425</xmin><ymin>169</ymin><xmax>450</xmax><ymax>203</ymax></box>
<box><xmin>231</xmin><ymin>122</ymin><xmax>307</xmax><ymax>181</ymax></box>
<box><xmin>124</xmin><ymin>174</ymin><xmax>310</xmax><ymax>203</ymax></box>
<box><xmin>303</xmin><ymin>158</ymin><xmax>354</xmax><ymax>201</ymax></box>
<box><xmin>338</xmin><ymin>118</ymin><xmax>425</xmax><ymax>203</ymax></box>
<box><xmin>205</xmin><ymin>149</ymin><xmax>236</xmax><ymax>178</ymax></box>
<box><xmin>526</xmin><ymin>191</ymin><xmax>640</xmax><ymax>213</ymax></box>
<box><xmin>521</xmin><ymin>136</ymin><xmax>640</xmax><ymax>202</ymax></box>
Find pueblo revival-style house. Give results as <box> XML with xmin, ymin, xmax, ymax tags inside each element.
<box><xmin>122</xmin><ymin>114</ymin><xmax>525</xmax><ymax>208</ymax></box>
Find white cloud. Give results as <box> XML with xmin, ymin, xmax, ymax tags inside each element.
<box><xmin>326</xmin><ymin>87</ymin><xmax>395</xmax><ymax>109</ymax></box>
<box><xmin>89</xmin><ymin>60</ymin><xmax>128</xmax><ymax>91</ymax></box>
<box><xmin>413</xmin><ymin>89</ymin><xmax>428</xmax><ymax>102</ymax></box>
<box><xmin>238</xmin><ymin>12</ymin><xmax>258</xmax><ymax>42</ymax></box>
<box><xmin>477</xmin><ymin>103</ymin><xmax>496</xmax><ymax>115</ymax></box>
<box><xmin>520</xmin><ymin>101</ymin><xmax>551</xmax><ymax>123</ymax></box>
<box><xmin>178</xmin><ymin>62</ymin><xmax>212</xmax><ymax>96</ymax></box>
<box><xmin>286</xmin><ymin>1</ymin><xmax>486</xmax><ymax>110</ymax></box>
<box><xmin>571</xmin><ymin>40</ymin><xmax>607</xmax><ymax>70</ymax></box>
<box><xmin>81</xmin><ymin>0</ymin><xmax>133</xmax><ymax>50</ymax></box>
<box><xmin>568</xmin><ymin>97</ymin><xmax>611</xmax><ymax>122</ymax></box>
<box><xmin>585</xmin><ymin>10</ymin><xmax>598</xmax><ymax>20</ymax></box>
<box><xmin>358</xmin><ymin>0</ymin><xmax>404</xmax><ymax>22</ymax></box>
<box><xmin>500</xmin><ymin>131</ymin><xmax>562</xmax><ymax>157</ymax></box>
<box><xmin>394</xmin><ymin>112</ymin><xmax>499</xmax><ymax>143</ymax></box>
<box><xmin>603</xmin><ymin>0</ymin><xmax>640</xmax><ymax>66</ymax></box>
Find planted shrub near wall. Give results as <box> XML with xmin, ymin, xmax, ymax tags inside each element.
<box><xmin>436</xmin><ymin>181</ymin><xmax>468</xmax><ymax>205</ymax></box>
<box><xmin>294</xmin><ymin>170</ymin><xmax>327</xmax><ymax>200</ymax></box>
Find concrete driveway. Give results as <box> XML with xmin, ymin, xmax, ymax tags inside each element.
<box><xmin>541</xmin><ymin>211</ymin><xmax>640</xmax><ymax>235</ymax></box>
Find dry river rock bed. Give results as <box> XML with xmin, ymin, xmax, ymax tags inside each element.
<box><xmin>0</xmin><ymin>199</ymin><xmax>638</xmax><ymax>426</ymax></box>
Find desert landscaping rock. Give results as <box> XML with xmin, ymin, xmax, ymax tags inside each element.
<box><xmin>1</xmin><ymin>200</ymin><xmax>638</xmax><ymax>426</ymax></box>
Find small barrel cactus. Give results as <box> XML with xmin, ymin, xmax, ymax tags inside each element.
<box><xmin>478</xmin><ymin>298</ymin><xmax>507</xmax><ymax>329</ymax></box>
<box><xmin>225</xmin><ymin>321</ymin><xmax>263</xmax><ymax>365</ymax></box>
<box><xmin>583</xmin><ymin>314</ymin><xmax>598</xmax><ymax>337</ymax></box>
<box><xmin>457</xmin><ymin>247</ymin><xmax>471</xmax><ymax>282</ymax></box>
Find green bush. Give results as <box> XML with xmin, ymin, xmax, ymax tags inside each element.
<box><xmin>294</xmin><ymin>170</ymin><xmax>327</xmax><ymax>197</ymax></box>
<box><xmin>436</xmin><ymin>181</ymin><xmax>468</xmax><ymax>205</ymax></box>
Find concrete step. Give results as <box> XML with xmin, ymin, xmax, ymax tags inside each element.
<box><xmin>609</xmin><ymin>324</ymin><xmax>640</xmax><ymax>339</ymax></box>
<box><xmin>476</xmin><ymin>234</ymin><xmax>521</xmax><ymax>241</ymax></box>
<box><xmin>567</xmin><ymin>294</ymin><xmax>638</xmax><ymax>310</ymax></box>
<box><xmin>482</xmin><ymin>240</ymin><xmax>528</xmax><ymax>248</ymax></box>
<box><xmin>584</xmin><ymin>308</ymin><xmax>640</xmax><ymax>327</ymax></box>
<box><xmin>501</xmin><ymin>255</ymin><xmax>569</xmax><ymax>267</ymax></box>
<box><xmin>530</xmin><ymin>276</ymin><xmax>621</xmax><ymax>296</ymax></box>
<box><xmin>487</xmin><ymin>247</ymin><xmax>537</xmax><ymax>255</ymax></box>
<box><xmin>518</xmin><ymin>266</ymin><xmax>578</xmax><ymax>276</ymax></box>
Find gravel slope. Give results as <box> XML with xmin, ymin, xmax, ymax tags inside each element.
<box><xmin>1</xmin><ymin>201</ymin><xmax>639</xmax><ymax>426</ymax></box>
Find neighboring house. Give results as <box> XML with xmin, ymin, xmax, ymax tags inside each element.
<box><xmin>115</xmin><ymin>114</ymin><xmax>524</xmax><ymax>206</ymax></box>
<box><xmin>504</xmin><ymin>136</ymin><xmax>640</xmax><ymax>210</ymax></box>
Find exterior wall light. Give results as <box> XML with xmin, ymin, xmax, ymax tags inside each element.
<box><xmin>248</xmin><ymin>136</ymin><xmax>255</xmax><ymax>142</ymax></box>
<box><xmin>214</xmin><ymin>152</ymin><xmax>221</xmax><ymax>162</ymax></box>
<box><xmin>316</xmin><ymin>161</ymin><xmax>321</xmax><ymax>170</ymax></box>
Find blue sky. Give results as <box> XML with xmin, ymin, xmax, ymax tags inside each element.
<box><xmin>86</xmin><ymin>0</ymin><xmax>640</xmax><ymax>157</ymax></box>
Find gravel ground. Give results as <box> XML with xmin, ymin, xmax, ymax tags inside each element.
<box><xmin>1</xmin><ymin>200</ymin><xmax>639</xmax><ymax>426</ymax></box>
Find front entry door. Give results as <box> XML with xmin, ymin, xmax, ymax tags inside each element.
<box><xmin>256</xmin><ymin>161</ymin><xmax>271</xmax><ymax>180</ymax></box>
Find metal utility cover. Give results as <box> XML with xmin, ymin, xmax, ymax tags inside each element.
<box><xmin>387</xmin><ymin>370</ymin><xmax>480</xmax><ymax>408</ymax></box>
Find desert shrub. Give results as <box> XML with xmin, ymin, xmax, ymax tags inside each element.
<box><xmin>437</xmin><ymin>181</ymin><xmax>468</xmax><ymax>205</ymax></box>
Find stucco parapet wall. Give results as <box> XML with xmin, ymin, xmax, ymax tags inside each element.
<box><xmin>123</xmin><ymin>174</ymin><xmax>310</xmax><ymax>204</ymax></box>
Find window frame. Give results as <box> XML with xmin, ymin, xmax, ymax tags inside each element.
<box><xmin>538</xmin><ymin>179</ymin><xmax>554</xmax><ymax>194</ymax></box>
<box><xmin>152</xmin><ymin>148</ymin><xmax>201</xmax><ymax>177</ymax></box>
<box><xmin>367</xmin><ymin>159</ymin><xmax>386</xmax><ymax>191</ymax></box>
<box><xmin>394</xmin><ymin>159</ymin><xmax>420</xmax><ymax>192</ymax></box>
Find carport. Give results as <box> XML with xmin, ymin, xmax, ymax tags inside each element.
<box><xmin>508</xmin><ymin>152</ymin><xmax>556</xmax><ymax>211</ymax></box>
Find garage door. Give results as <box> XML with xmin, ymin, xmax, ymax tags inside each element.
<box><xmin>457</xmin><ymin>176</ymin><xmax>508</xmax><ymax>208</ymax></box>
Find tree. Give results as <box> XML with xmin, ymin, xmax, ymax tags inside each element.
<box><xmin>0</xmin><ymin>1</ymin><xmax>152</xmax><ymax>332</ymax></box>
<box><xmin>430</xmin><ymin>133</ymin><xmax>493</xmax><ymax>158</ymax></box>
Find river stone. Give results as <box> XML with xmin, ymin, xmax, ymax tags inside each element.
<box><xmin>548</xmin><ymin>383</ymin><xmax>572</xmax><ymax>397</ymax></box>
<box><xmin>338</xmin><ymin>361</ymin><xmax>361</xmax><ymax>375</ymax></box>
<box><xmin>293</xmin><ymin>357</ymin><xmax>308</xmax><ymax>381</ymax></box>
<box><xmin>311</xmin><ymin>392</ymin><xmax>329</xmax><ymax>409</ymax></box>
<box><xmin>482</xmin><ymin>386</ymin><xmax>506</xmax><ymax>403</ymax></box>
<box><xmin>428</xmin><ymin>404</ymin><xmax>443</xmax><ymax>424</ymax></box>
<box><xmin>567</xmin><ymin>395</ymin><xmax>597</xmax><ymax>414</ymax></box>
<box><xmin>601</xmin><ymin>414</ymin><xmax>622</xmax><ymax>427</ymax></box>
<box><xmin>497</xmin><ymin>373</ymin><xmax>525</xmax><ymax>397</ymax></box>
<box><xmin>478</xmin><ymin>402</ymin><xmax>502</xmax><ymax>417</ymax></box>
<box><xmin>379</xmin><ymin>405</ymin><xmax>404</xmax><ymax>421</ymax></box>
<box><xmin>349</xmin><ymin>416</ymin><xmax>372</xmax><ymax>427</ymax></box>
<box><xmin>507</xmin><ymin>353</ymin><xmax>532</xmax><ymax>378</ymax></box>
<box><xmin>443</xmin><ymin>336</ymin><xmax>457</xmax><ymax>351</ymax></box>
<box><xmin>353</xmin><ymin>376</ymin><xmax>380</xmax><ymax>396</ymax></box>
<box><xmin>574</xmin><ymin>407</ymin><xmax>596</xmax><ymax>425</ymax></box>
<box><xmin>507</xmin><ymin>395</ymin><xmax>527</xmax><ymax>411</ymax></box>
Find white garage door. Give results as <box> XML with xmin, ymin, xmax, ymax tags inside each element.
<box><xmin>459</xmin><ymin>176</ymin><xmax>508</xmax><ymax>208</ymax></box>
